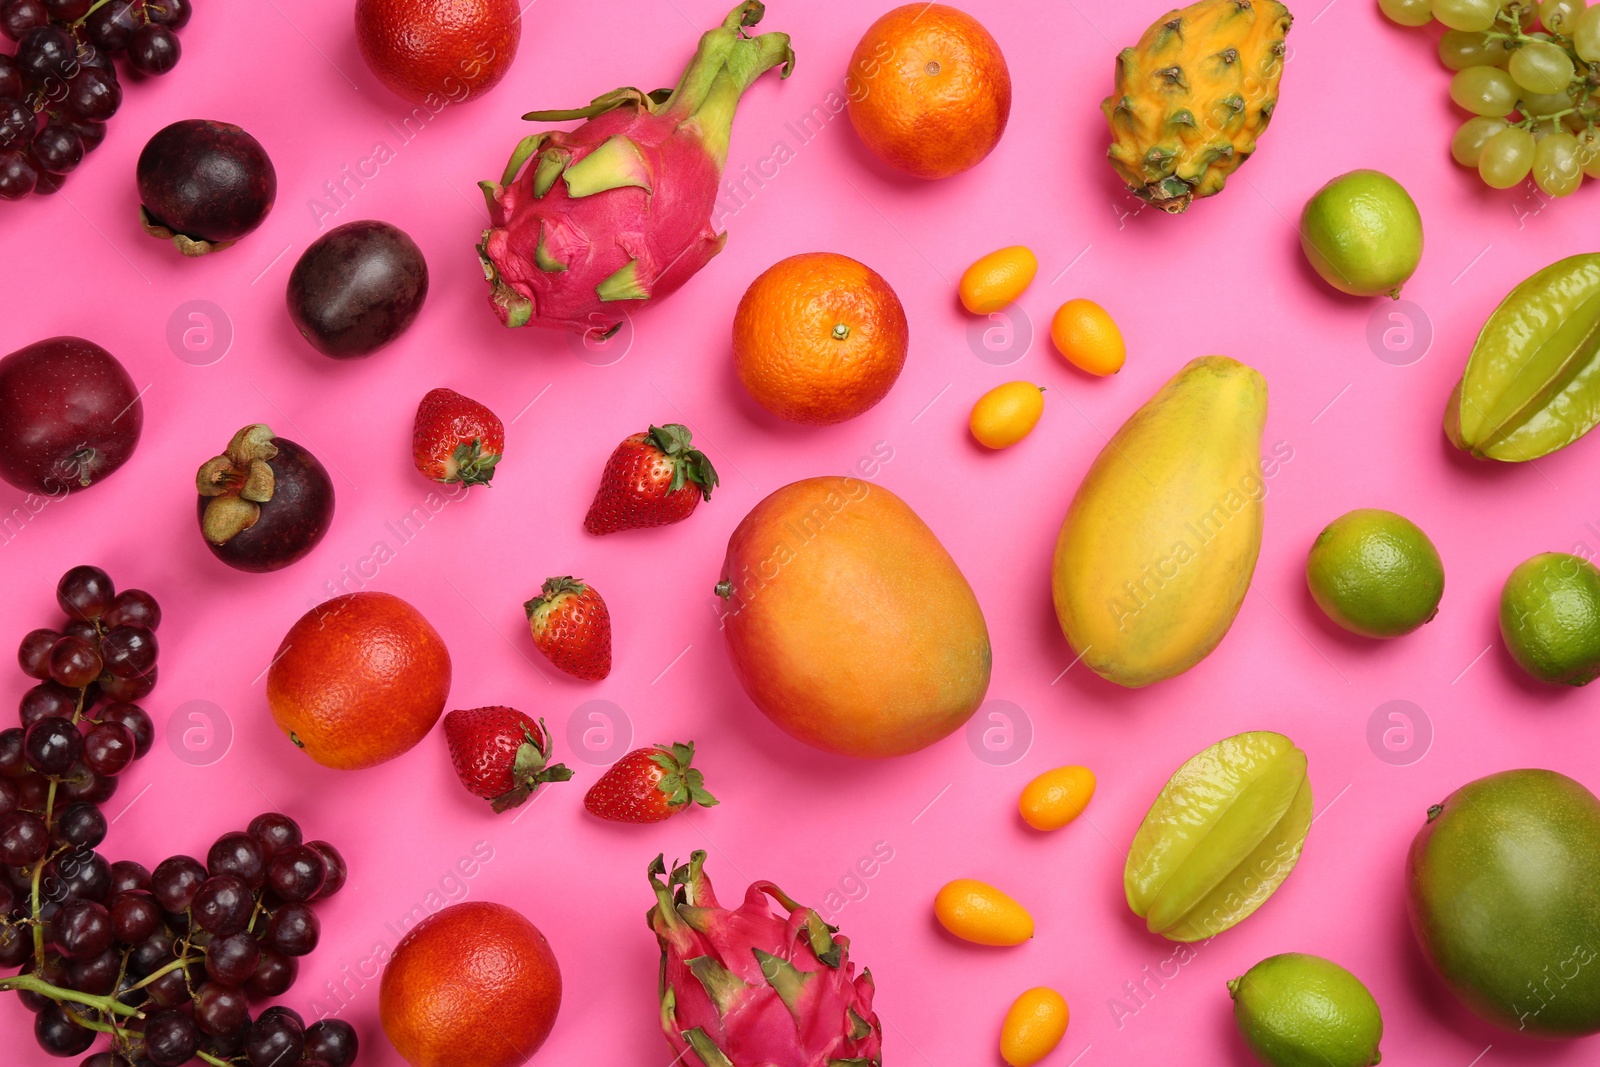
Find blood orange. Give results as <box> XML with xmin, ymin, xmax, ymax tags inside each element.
<box><xmin>355</xmin><ymin>0</ymin><xmax>520</xmax><ymax>106</ymax></box>
<box><xmin>266</xmin><ymin>591</ymin><xmax>452</xmax><ymax>770</ymax></box>
<box><xmin>380</xmin><ymin>901</ymin><xmax>562</xmax><ymax>1067</ymax></box>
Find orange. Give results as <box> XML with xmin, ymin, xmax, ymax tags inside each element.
<box><xmin>960</xmin><ymin>246</ymin><xmax>1037</xmax><ymax>313</ymax></box>
<box><xmin>355</xmin><ymin>0</ymin><xmax>520</xmax><ymax>106</ymax></box>
<box><xmin>1051</xmin><ymin>299</ymin><xmax>1126</xmax><ymax>376</ymax></box>
<box><xmin>733</xmin><ymin>252</ymin><xmax>909</xmax><ymax>425</ymax></box>
<box><xmin>846</xmin><ymin>4</ymin><xmax>1012</xmax><ymax>179</ymax></box>
<box><xmin>266</xmin><ymin>591</ymin><xmax>452</xmax><ymax>770</ymax></box>
<box><xmin>380</xmin><ymin>901</ymin><xmax>562</xmax><ymax>1067</ymax></box>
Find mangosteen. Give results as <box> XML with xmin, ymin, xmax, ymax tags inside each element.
<box><xmin>0</xmin><ymin>336</ymin><xmax>143</xmax><ymax>495</ymax></box>
<box><xmin>196</xmin><ymin>425</ymin><xmax>333</xmax><ymax>572</ymax></box>
<box><xmin>286</xmin><ymin>220</ymin><xmax>430</xmax><ymax>359</ymax></box>
<box><xmin>137</xmin><ymin>120</ymin><xmax>276</xmax><ymax>256</ymax></box>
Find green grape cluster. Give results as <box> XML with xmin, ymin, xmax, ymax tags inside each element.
<box><xmin>1382</xmin><ymin>0</ymin><xmax>1600</xmax><ymax>197</ymax></box>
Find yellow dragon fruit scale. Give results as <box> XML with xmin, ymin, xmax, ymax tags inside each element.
<box><xmin>1102</xmin><ymin>0</ymin><xmax>1293</xmax><ymax>214</ymax></box>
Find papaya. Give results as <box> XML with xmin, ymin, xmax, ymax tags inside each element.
<box><xmin>1052</xmin><ymin>356</ymin><xmax>1268</xmax><ymax>687</ymax></box>
<box><xmin>1407</xmin><ymin>768</ymin><xmax>1600</xmax><ymax>1036</ymax></box>
<box><xmin>715</xmin><ymin>476</ymin><xmax>991</xmax><ymax>758</ymax></box>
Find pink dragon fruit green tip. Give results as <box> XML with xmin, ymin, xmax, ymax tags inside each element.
<box><xmin>647</xmin><ymin>850</ymin><xmax>885</xmax><ymax>1067</ymax></box>
<box><xmin>477</xmin><ymin>2</ymin><xmax>794</xmax><ymax>340</ymax></box>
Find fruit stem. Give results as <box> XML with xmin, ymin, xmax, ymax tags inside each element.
<box><xmin>72</xmin><ymin>0</ymin><xmax>116</xmax><ymax>28</ymax></box>
<box><xmin>660</xmin><ymin>1</ymin><xmax>794</xmax><ymax>169</ymax></box>
<box><xmin>0</xmin><ymin>971</ymin><xmax>144</xmax><ymax>1019</ymax></box>
<box><xmin>70</xmin><ymin>448</ymin><xmax>96</xmax><ymax>487</ymax></box>
<box><xmin>30</xmin><ymin>779</ymin><xmax>59</xmax><ymax>968</ymax></box>
<box><xmin>124</xmin><ymin>953</ymin><xmax>204</xmax><ymax>992</ymax></box>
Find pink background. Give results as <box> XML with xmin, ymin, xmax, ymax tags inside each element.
<box><xmin>4</xmin><ymin>0</ymin><xmax>1600</xmax><ymax>1064</ymax></box>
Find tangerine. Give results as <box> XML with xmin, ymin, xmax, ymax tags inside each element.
<box><xmin>846</xmin><ymin>4</ymin><xmax>1012</xmax><ymax>179</ymax></box>
<box><xmin>266</xmin><ymin>591</ymin><xmax>452</xmax><ymax>770</ymax></box>
<box><xmin>733</xmin><ymin>252</ymin><xmax>909</xmax><ymax>425</ymax></box>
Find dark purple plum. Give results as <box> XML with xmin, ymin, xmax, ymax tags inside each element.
<box><xmin>286</xmin><ymin>220</ymin><xmax>429</xmax><ymax>359</ymax></box>
<box><xmin>137</xmin><ymin>120</ymin><xmax>275</xmax><ymax>255</ymax></box>
<box><xmin>196</xmin><ymin>424</ymin><xmax>334</xmax><ymax>573</ymax></box>
<box><xmin>0</xmin><ymin>337</ymin><xmax>143</xmax><ymax>495</ymax></box>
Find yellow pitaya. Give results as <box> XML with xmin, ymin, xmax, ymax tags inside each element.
<box><xmin>1103</xmin><ymin>0</ymin><xmax>1293</xmax><ymax>213</ymax></box>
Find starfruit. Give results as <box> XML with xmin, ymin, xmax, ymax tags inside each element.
<box><xmin>1125</xmin><ymin>730</ymin><xmax>1312</xmax><ymax>942</ymax></box>
<box><xmin>1446</xmin><ymin>253</ymin><xmax>1600</xmax><ymax>463</ymax></box>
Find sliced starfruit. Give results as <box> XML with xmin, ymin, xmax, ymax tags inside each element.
<box><xmin>1447</xmin><ymin>253</ymin><xmax>1600</xmax><ymax>463</ymax></box>
<box><xmin>1125</xmin><ymin>731</ymin><xmax>1311</xmax><ymax>942</ymax></box>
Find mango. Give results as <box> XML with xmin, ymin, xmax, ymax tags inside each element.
<box><xmin>715</xmin><ymin>476</ymin><xmax>991</xmax><ymax>758</ymax></box>
<box><xmin>1407</xmin><ymin>768</ymin><xmax>1600</xmax><ymax>1036</ymax></box>
<box><xmin>1052</xmin><ymin>356</ymin><xmax>1268</xmax><ymax>687</ymax></box>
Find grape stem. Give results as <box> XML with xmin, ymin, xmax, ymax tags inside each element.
<box><xmin>29</xmin><ymin>779</ymin><xmax>59</xmax><ymax>968</ymax></box>
<box><xmin>72</xmin><ymin>0</ymin><xmax>118</xmax><ymax>28</ymax></box>
<box><xmin>27</xmin><ymin>681</ymin><xmax>89</xmax><ymax>970</ymax></box>
<box><xmin>0</xmin><ymin>971</ymin><xmax>144</xmax><ymax>1019</ymax></box>
<box><xmin>123</xmin><ymin>952</ymin><xmax>205</xmax><ymax>992</ymax></box>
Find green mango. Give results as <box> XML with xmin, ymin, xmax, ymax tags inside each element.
<box><xmin>1406</xmin><ymin>768</ymin><xmax>1600</xmax><ymax>1036</ymax></box>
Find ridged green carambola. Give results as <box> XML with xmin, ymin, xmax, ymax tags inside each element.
<box><xmin>1102</xmin><ymin>0</ymin><xmax>1293</xmax><ymax>213</ymax></box>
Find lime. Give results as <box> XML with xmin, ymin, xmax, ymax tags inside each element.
<box><xmin>1229</xmin><ymin>953</ymin><xmax>1383</xmax><ymax>1067</ymax></box>
<box><xmin>1499</xmin><ymin>552</ymin><xmax>1600</xmax><ymax>685</ymax></box>
<box><xmin>1306</xmin><ymin>509</ymin><xmax>1444</xmax><ymax>638</ymax></box>
<box><xmin>1300</xmin><ymin>170</ymin><xmax>1423</xmax><ymax>298</ymax></box>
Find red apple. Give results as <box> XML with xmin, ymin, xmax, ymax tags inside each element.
<box><xmin>0</xmin><ymin>337</ymin><xmax>144</xmax><ymax>495</ymax></box>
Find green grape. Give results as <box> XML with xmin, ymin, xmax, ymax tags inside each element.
<box><xmin>1563</xmin><ymin>111</ymin><xmax>1589</xmax><ymax>132</ymax></box>
<box><xmin>1434</xmin><ymin>0</ymin><xmax>1499</xmax><ymax>30</ymax></box>
<box><xmin>1479</xmin><ymin>125</ymin><xmax>1537</xmax><ymax>186</ymax></box>
<box><xmin>1539</xmin><ymin>0</ymin><xmax>1585</xmax><ymax>31</ymax></box>
<box><xmin>1518</xmin><ymin>87</ymin><xmax>1575</xmax><ymax>116</ymax></box>
<box><xmin>1439</xmin><ymin>29</ymin><xmax>1512</xmax><ymax>67</ymax></box>
<box><xmin>1453</xmin><ymin>115</ymin><xmax>1513</xmax><ymax>163</ymax></box>
<box><xmin>1451</xmin><ymin>66</ymin><xmax>1521</xmax><ymax>114</ymax></box>
<box><xmin>1382</xmin><ymin>0</ymin><xmax>1437</xmax><ymax>24</ymax></box>
<box><xmin>1533</xmin><ymin>130</ymin><xmax>1584</xmax><ymax>194</ymax></box>
<box><xmin>1575</xmin><ymin>5</ymin><xmax>1600</xmax><ymax>59</ymax></box>
<box><xmin>1509</xmin><ymin>40</ymin><xmax>1576</xmax><ymax>93</ymax></box>
<box><xmin>1578</xmin><ymin>129</ymin><xmax>1600</xmax><ymax>177</ymax></box>
<box><xmin>1500</xmin><ymin>0</ymin><xmax>1539</xmax><ymax>28</ymax></box>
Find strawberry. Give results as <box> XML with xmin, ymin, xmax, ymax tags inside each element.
<box><xmin>583</xmin><ymin>424</ymin><xmax>718</xmax><ymax>535</ymax></box>
<box><xmin>443</xmin><ymin>706</ymin><xmax>573</xmax><ymax>813</ymax></box>
<box><xmin>524</xmin><ymin>576</ymin><xmax>611</xmax><ymax>680</ymax></box>
<box><xmin>584</xmin><ymin>742</ymin><xmax>719</xmax><ymax>824</ymax></box>
<box><xmin>412</xmin><ymin>387</ymin><xmax>504</xmax><ymax>486</ymax></box>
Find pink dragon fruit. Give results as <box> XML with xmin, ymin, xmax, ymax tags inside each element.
<box><xmin>648</xmin><ymin>852</ymin><xmax>884</xmax><ymax>1067</ymax></box>
<box><xmin>477</xmin><ymin>2</ymin><xmax>794</xmax><ymax>338</ymax></box>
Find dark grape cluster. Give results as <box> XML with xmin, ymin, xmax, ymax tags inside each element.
<box><xmin>0</xmin><ymin>0</ymin><xmax>192</xmax><ymax>200</ymax></box>
<box><xmin>1</xmin><ymin>566</ymin><xmax>358</xmax><ymax>1065</ymax></box>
